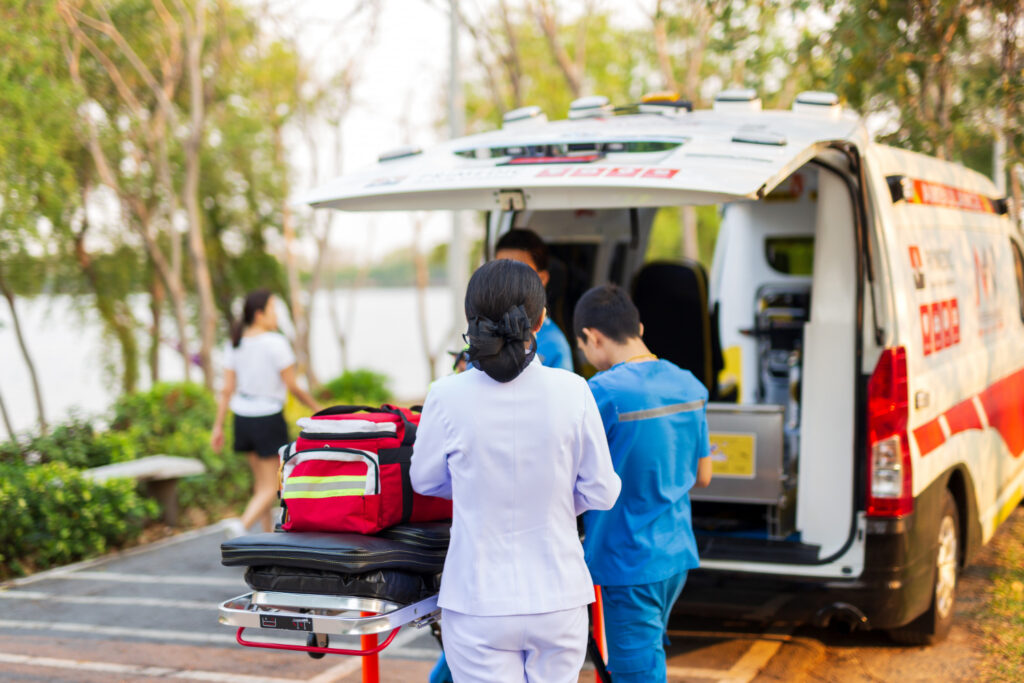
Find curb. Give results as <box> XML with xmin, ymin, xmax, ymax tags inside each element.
<box><xmin>1</xmin><ymin>521</ymin><xmax>229</xmax><ymax>589</ymax></box>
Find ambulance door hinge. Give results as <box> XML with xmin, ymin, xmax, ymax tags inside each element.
<box><xmin>495</xmin><ymin>189</ymin><xmax>526</xmax><ymax>211</ymax></box>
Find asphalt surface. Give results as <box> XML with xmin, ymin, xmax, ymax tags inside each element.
<box><xmin>0</xmin><ymin>525</ymin><xmax>811</xmax><ymax>682</ymax></box>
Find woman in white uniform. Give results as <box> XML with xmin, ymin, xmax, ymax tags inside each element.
<box><xmin>411</xmin><ymin>260</ymin><xmax>621</xmax><ymax>683</ymax></box>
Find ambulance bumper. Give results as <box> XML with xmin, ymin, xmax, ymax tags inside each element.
<box><xmin>677</xmin><ymin>515</ymin><xmax>936</xmax><ymax>631</ymax></box>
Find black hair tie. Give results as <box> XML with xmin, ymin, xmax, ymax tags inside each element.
<box><xmin>465</xmin><ymin>305</ymin><xmax>536</xmax><ymax>382</ymax></box>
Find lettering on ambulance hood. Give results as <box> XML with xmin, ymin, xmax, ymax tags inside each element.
<box><xmin>973</xmin><ymin>244</ymin><xmax>1004</xmax><ymax>337</ymax></box>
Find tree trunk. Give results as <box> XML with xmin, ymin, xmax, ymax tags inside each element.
<box><xmin>681</xmin><ymin>206</ymin><xmax>699</xmax><ymax>261</ymax></box>
<box><xmin>652</xmin><ymin>11</ymin><xmax>678</xmax><ymax>93</ymax></box>
<box><xmin>150</xmin><ymin>272</ymin><xmax>164</xmax><ymax>384</ymax></box>
<box><xmin>0</xmin><ymin>383</ymin><xmax>14</xmax><ymax>440</ymax></box>
<box><xmin>73</xmin><ymin>209</ymin><xmax>140</xmax><ymax>394</ymax></box>
<box><xmin>0</xmin><ymin>265</ymin><xmax>47</xmax><ymax>434</ymax></box>
<box><xmin>182</xmin><ymin>0</ymin><xmax>216</xmax><ymax>389</ymax></box>
<box><xmin>412</xmin><ymin>216</ymin><xmax>439</xmax><ymax>383</ymax></box>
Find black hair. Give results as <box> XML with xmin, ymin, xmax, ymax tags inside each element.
<box><xmin>464</xmin><ymin>259</ymin><xmax>546</xmax><ymax>382</ymax></box>
<box><xmin>231</xmin><ymin>289</ymin><xmax>273</xmax><ymax>347</ymax></box>
<box><xmin>494</xmin><ymin>228</ymin><xmax>549</xmax><ymax>272</ymax></box>
<box><xmin>573</xmin><ymin>284</ymin><xmax>641</xmax><ymax>345</ymax></box>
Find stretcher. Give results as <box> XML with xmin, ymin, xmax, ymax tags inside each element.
<box><xmin>218</xmin><ymin>522</ymin><xmax>449</xmax><ymax>658</ymax></box>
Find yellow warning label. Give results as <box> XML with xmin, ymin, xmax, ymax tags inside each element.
<box><xmin>708</xmin><ymin>433</ymin><xmax>757</xmax><ymax>479</ymax></box>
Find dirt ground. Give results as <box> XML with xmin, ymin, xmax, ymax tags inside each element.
<box><xmin>795</xmin><ymin>506</ymin><xmax>1024</xmax><ymax>683</ymax></box>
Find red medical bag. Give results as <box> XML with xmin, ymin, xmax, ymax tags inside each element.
<box><xmin>279</xmin><ymin>404</ymin><xmax>452</xmax><ymax>534</ymax></box>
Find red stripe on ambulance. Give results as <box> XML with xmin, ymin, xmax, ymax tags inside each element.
<box><xmin>914</xmin><ymin>367</ymin><xmax>1024</xmax><ymax>458</ymax></box>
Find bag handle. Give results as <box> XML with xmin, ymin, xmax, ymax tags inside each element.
<box><xmin>312</xmin><ymin>405</ymin><xmax>379</xmax><ymax>418</ymax></box>
<box><xmin>379</xmin><ymin>404</ymin><xmax>417</xmax><ymax>446</ymax></box>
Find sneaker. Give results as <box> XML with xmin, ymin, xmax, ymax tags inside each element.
<box><xmin>222</xmin><ymin>518</ymin><xmax>248</xmax><ymax>539</ymax></box>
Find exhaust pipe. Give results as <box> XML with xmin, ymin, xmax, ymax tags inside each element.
<box><xmin>814</xmin><ymin>602</ymin><xmax>870</xmax><ymax>631</ymax></box>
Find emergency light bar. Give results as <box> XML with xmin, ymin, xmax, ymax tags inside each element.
<box><xmin>377</xmin><ymin>146</ymin><xmax>422</xmax><ymax>163</ymax></box>
<box><xmin>714</xmin><ymin>89</ymin><xmax>762</xmax><ymax>112</ymax></box>
<box><xmin>792</xmin><ymin>91</ymin><xmax>842</xmax><ymax>119</ymax></box>
<box><xmin>502</xmin><ymin>105</ymin><xmax>547</xmax><ymax>127</ymax></box>
<box><xmin>568</xmin><ymin>95</ymin><xmax>612</xmax><ymax>119</ymax></box>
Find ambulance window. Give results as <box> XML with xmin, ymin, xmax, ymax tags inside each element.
<box><xmin>1011</xmin><ymin>239</ymin><xmax>1024</xmax><ymax>323</ymax></box>
<box><xmin>765</xmin><ymin>237</ymin><xmax>814</xmax><ymax>276</ymax></box>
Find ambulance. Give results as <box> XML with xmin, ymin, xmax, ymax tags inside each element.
<box><xmin>304</xmin><ymin>90</ymin><xmax>1024</xmax><ymax>644</ymax></box>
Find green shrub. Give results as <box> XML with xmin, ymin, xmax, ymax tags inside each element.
<box><xmin>0</xmin><ymin>414</ymin><xmax>132</xmax><ymax>468</ymax></box>
<box><xmin>0</xmin><ymin>462</ymin><xmax>157</xmax><ymax>579</ymax></box>
<box><xmin>316</xmin><ymin>369</ymin><xmax>393</xmax><ymax>406</ymax></box>
<box><xmin>110</xmin><ymin>382</ymin><xmax>214</xmax><ymax>436</ymax></box>
<box><xmin>109</xmin><ymin>382</ymin><xmax>250</xmax><ymax>513</ymax></box>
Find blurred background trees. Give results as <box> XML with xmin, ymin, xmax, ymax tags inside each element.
<box><xmin>0</xmin><ymin>0</ymin><xmax>1021</xmax><ymax>434</ymax></box>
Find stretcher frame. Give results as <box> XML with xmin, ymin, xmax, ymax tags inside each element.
<box><xmin>219</xmin><ymin>590</ymin><xmax>440</xmax><ymax>656</ymax></box>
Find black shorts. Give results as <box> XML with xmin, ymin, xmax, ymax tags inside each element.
<box><xmin>233</xmin><ymin>411</ymin><xmax>289</xmax><ymax>458</ymax></box>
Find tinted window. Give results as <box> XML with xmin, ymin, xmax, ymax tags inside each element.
<box><xmin>765</xmin><ymin>237</ymin><xmax>814</xmax><ymax>275</ymax></box>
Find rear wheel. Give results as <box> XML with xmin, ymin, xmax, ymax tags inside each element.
<box><xmin>889</xmin><ymin>490</ymin><xmax>959</xmax><ymax>645</ymax></box>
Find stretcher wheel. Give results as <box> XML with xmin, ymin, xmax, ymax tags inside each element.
<box><xmin>306</xmin><ymin>633</ymin><xmax>328</xmax><ymax>658</ymax></box>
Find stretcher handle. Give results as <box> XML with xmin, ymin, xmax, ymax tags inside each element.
<box><xmin>235</xmin><ymin>626</ymin><xmax>400</xmax><ymax>656</ymax></box>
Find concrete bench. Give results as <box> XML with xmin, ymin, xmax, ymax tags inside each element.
<box><xmin>82</xmin><ymin>455</ymin><xmax>206</xmax><ymax>526</ymax></box>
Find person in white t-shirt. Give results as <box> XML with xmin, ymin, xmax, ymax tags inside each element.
<box><xmin>211</xmin><ymin>289</ymin><xmax>320</xmax><ymax>536</ymax></box>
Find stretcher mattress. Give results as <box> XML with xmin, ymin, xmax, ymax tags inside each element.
<box><xmin>220</xmin><ymin>522</ymin><xmax>450</xmax><ymax>574</ymax></box>
<box><xmin>243</xmin><ymin>565</ymin><xmax>442</xmax><ymax>604</ymax></box>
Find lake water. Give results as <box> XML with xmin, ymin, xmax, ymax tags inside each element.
<box><xmin>0</xmin><ymin>287</ymin><xmax>456</xmax><ymax>437</ymax></box>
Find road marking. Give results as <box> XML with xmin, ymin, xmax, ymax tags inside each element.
<box><xmin>665</xmin><ymin>627</ymin><xmax>791</xmax><ymax>683</ymax></box>
<box><xmin>0</xmin><ymin>590</ymin><xmax>215</xmax><ymax>610</ymax></box>
<box><xmin>48</xmin><ymin>571</ymin><xmax>244</xmax><ymax>587</ymax></box>
<box><xmin>4</xmin><ymin>522</ymin><xmax>231</xmax><ymax>588</ymax></box>
<box><xmin>0</xmin><ymin>618</ymin><xmax>238</xmax><ymax>644</ymax></box>
<box><xmin>721</xmin><ymin>638</ymin><xmax>784</xmax><ymax>683</ymax></box>
<box><xmin>0</xmin><ymin>652</ymin><xmax>304</xmax><ymax>682</ymax></box>
<box><xmin>307</xmin><ymin>658</ymin><xmax>362</xmax><ymax>683</ymax></box>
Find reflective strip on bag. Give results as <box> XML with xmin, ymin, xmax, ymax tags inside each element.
<box><xmin>283</xmin><ymin>475</ymin><xmax>369</xmax><ymax>499</ymax></box>
<box><xmin>282</xmin><ymin>487</ymin><xmax>365</xmax><ymax>499</ymax></box>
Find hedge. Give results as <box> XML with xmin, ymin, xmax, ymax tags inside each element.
<box><xmin>0</xmin><ymin>371</ymin><xmax>394</xmax><ymax>580</ymax></box>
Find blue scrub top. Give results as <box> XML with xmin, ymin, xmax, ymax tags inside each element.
<box><xmin>536</xmin><ymin>316</ymin><xmax>574</xmax><ymax>371</ymax></box>
<box><xmin>583</xmin><ymin>359</ymin><xmax>710</xmax><ymax>586</ymax></box>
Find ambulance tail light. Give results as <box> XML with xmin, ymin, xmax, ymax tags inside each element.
<box><xmin>865</xmin><ymin>346</ymin><xmax>913</xmax><ymax>517</ymax></box>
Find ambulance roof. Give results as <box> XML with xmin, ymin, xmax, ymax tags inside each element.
<box><xmin>303</xmin><ymin>106</ymin><xmax>869</xmax><ymax>212</ymax></box>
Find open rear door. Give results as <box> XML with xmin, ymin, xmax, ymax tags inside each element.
<box><xmin>303</xmin><ymin>115</ymin><xmax>850</xmax><ymax>212</ymax></box>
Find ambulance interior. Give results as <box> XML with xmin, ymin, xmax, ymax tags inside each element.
<box><xmin>491</xmin><ymin>160</ymin><xmax>860</xmax><ymax>565</ymax></box>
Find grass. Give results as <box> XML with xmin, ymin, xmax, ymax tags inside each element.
<box><xmin>977</xmin><ymin>507</ymin><xmax>1024</xmax><ymax>682</ymax></box>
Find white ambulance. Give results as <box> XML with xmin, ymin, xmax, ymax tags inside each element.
<box><xmin>305</xmin><ymin>91</ymin><xmax>1024</xmax><ymax>644</ymax></box>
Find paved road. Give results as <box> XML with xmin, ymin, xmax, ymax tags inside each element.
<box><xmin>0</xmin><ymin>525</ymin><xmax>806</xmax><ymax>682</ymax></box>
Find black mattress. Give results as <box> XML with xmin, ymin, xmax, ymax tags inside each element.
<box><xmin>221</xmin><ymin>522</ymin><xmax>450</xmax><ymax>574</ymax></box>
<box><xmin>222</xmin><ymin>522</ymin><xmax>450</xmax><ymax>604</ymax></box>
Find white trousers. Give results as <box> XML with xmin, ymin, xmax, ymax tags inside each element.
<box><xmin>441</xmin><ymin>605</ymin><xmax>588</xmax><ymax>683</ymax></box>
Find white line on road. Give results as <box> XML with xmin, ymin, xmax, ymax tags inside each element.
<box><xmin>0</xmin><ymin>590</ymin><xmax>216</xmax><ymax>610</ymax></box>
<box><xmin>48</xmin><ymin>570</ymin><xmax>244</xmax><ymax>587</ymax></box>
<box><xmin>0</xmin><ymin>618</ymin><xmax>237</xmax><ymax>644</ymax></box>
<box><xmin>664</xmin><ymin>626</ymin><xmax>791</xmax><ymax>683</ymax></box>
<box><xmin>0</xmin><ymin>652</ymin><xmax>305</xmax><ymax>683</ymax></box>
<box><xmin>4</xmin><ymin>522</ymin><xmax>231</xmax><ymax>588</ymax></box>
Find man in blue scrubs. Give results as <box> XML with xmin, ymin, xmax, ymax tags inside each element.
<box><xmin>495</xmin><ymin>229</ymin><xmax>574</xmax><ymax>371</ymax></box>
<box><xmin>573</xmin><ymin>284</ymin><xmax>713</xmax><ymax>683</ymax></box>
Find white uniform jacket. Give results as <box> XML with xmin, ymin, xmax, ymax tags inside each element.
<box><xmin>411</xmin><ymin>356</ymin><xmax>621</xmax><ymax>616</ymax></box>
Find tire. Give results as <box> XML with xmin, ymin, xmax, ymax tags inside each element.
<box><xmin>889</xmin><ymin>490</ymin><xmax>959</xmax><ymax>646</ymax></box>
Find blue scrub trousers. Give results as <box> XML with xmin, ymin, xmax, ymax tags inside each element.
<box><xmin>599</xmin><ymin>571</ymin><xmax>688</xmax><ymax>683</ymax></box>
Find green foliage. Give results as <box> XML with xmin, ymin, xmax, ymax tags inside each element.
<box><xmin>0</xmin><ymin>462</ymin><xmax>157</xmax><ymax>579</ymax></box>
<box><xmin>316</xmin><ymin>370</ymin><xmax>393</xmax><ymax>406</ymax></box>
<box><xmin>109</xmin><ymin>382</ymin><xmax>249</xmax><ymax>512</ymax></box>
<box><xmin>0</xmin><ymin>414</ymin><xmax>137</xmax><ymax>469</ymax></box>
<box><xmin>646</xmin><ymin>206</ymin><xmax>722</xmax><ymax>268</ymax></box>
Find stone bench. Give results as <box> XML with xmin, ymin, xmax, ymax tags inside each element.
<box><xmin>82</xmin><ymin>455</ymin><xmax>206</xmax><ymax>526</ymax></box>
